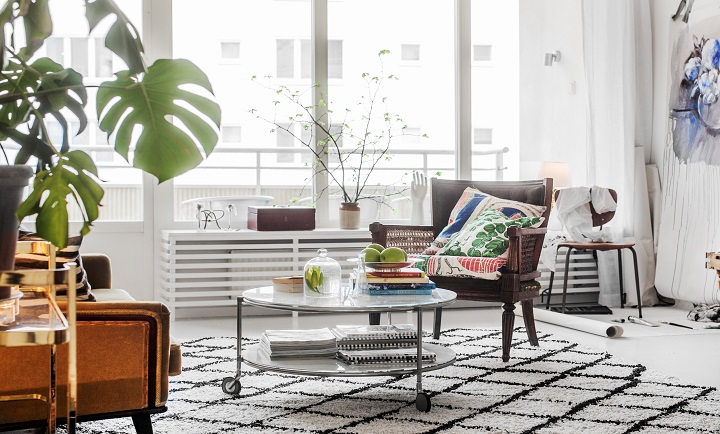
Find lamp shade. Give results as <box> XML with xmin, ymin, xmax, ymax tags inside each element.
<box><xmin>538</xmin><ymin>161</ymin><xmax>572</xmax><ymax>188</ymax></box>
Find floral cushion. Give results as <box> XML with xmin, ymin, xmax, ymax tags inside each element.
<box><xmin>422</xmin><ymin>188</ymin><xmax>546</xmax><ymax>255</ymax></box>
<box><xmin>412</xmin><ymin>254</ymin><xmax>506</xmax><ymax>280</ymax></box>
<box><xmin>438</xmin><ymin>209</ymin><xmax>544</xmax><ymax>259</ymax></box>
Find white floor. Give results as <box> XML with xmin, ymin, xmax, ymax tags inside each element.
<box><xmin>172</xmin><ymin>304</ymin><xmax>720</xmax><ymax>389</ymax></box>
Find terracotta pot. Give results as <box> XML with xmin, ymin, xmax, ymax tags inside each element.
<box><xmin>0</xmin><ymin>165</ymin><xmax>33</xmax><ymax>299</ymax></box>
<box><xmin>339</xmin><ymin>202</ymin><xmax>360</xmax><ymax>229</ymax></box>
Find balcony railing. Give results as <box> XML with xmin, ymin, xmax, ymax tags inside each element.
<box><xmin>13</xmin><ymin>145</ymin><xmax>509</xmax><ymax>222</ymax></box>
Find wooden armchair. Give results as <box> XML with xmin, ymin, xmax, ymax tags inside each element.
<box><xmin>369</xmin><ymin>178</ymin><xmax>552</xmax><ymax>362</ymax></box>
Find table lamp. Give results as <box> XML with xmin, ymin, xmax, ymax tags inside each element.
<box><xmin>538</xmin><ymin>161</ymin><xmax>572</xmax><ymax>207</ymax></box>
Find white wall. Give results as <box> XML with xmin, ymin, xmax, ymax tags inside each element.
<box><xmin>518</xmin><ymin>0</ymin><xmax>587</xmax><ymax>185</ymax></box>
<box><xmin>81</xmin><ymin>229</ymin><xmax>155</xmax><ymax>301</ymax></box>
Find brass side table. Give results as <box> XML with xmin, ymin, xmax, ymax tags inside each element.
<box><xmin>0</xmin><ymin>248</ymin><xmax>77</xmax><ymax>434</ymax></box>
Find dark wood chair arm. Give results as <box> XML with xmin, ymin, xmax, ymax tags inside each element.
<box><xmin>506</xmin><ymin>226</ymin><xmax>547</xmax><ymax>277</ymax></box>
<box><xmin>369</xmin><ymin>222</ymin><xmax>435</xmax><ymax>254</ymax></box>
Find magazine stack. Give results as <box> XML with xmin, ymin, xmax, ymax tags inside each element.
<box><xmin>260</xmin><ymin>327</ymin><xmax>337</xmax><ymax>359</ymax></box>
<box><xmin>331</xmin><ymin>324</ymin><xmax>436</xmax><ymax>365</ymax></box>
<box><xmin>357</xmin><ymin>267</ymin><xmax>436</xmax><ymax>295</ymax></box>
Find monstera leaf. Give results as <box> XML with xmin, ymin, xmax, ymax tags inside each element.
<box><xmin>97</xmin><ymin>59</ymin><xmax>221</xmax><ymax>183</ymax></box>
<box><xmin>17</xmin><ymin>0</ymin><xmax>52</xmax><ymax>61</ymax></box>
<box><xmin>86</xmin><ymin>0</ymin><xmax>145</xmax><ymax>74</ymax></box>
<box><xmin>17</xmin><ymin>151</ymin><xmax>104</xmax><ymax>248</ymax></box>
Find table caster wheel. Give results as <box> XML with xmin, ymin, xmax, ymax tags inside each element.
<box><xmin>222</xmin><ymin>376</ymin><xmax>241</xmax><ymax>394</ymax></box>
<box><xmin>415</xmin><ymin>392</ymin><xmax>431</xmax><ymax>412</ymax></box>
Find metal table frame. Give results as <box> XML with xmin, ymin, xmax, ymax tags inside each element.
<box><xmin>0</xmin><ymin>241</ymin><xmax>77</xmax><ymax>434</ymax></box>
<box><xmin>221</xmin><ymin>287</ymin><xmax>457</xmax><ymax>412</ymax></box>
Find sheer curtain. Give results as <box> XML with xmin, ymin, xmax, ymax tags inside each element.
<box><xmin>582</xmin><ymin>0</ymin><xmax>658</xmax><ymax>307</ymax></box>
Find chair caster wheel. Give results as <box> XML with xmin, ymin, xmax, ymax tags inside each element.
<box><xmin>222</xmin><ymin>376</ymin><xmax>241</xmax><ymax>394</ymax></box>
<box><xmin>415</xmin><ymin>392</ymin><xmax>431</xmax><ymax>412</ymax></box>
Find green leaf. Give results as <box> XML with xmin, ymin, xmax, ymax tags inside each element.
<box><xmin>96</xmin><ymin>59</ymin><xmax>221</xmax><ymax>183</ymax></box>
<box><xmin>0</xmin><ymin>60</ymin><xmax>43</xmax><ymax>130</ymax></box>
<box><xmin>1</xmin><ymin>126</ymin><xmax>54</xmax><ymax>166</ymax></box>
<box><xmin>16</xmin><ymin>151</ymin><xmax>104</xmax><ymax>248</ymax></box>
<box><xmin>0</xmin><ymin>1</ymin><xmax>15</xmax><ymax>69</ymax></box>
<box><xmin>85</xmin><ymin>0</ymin><xmax>145</xmax><ymax>74</ymax></box>
<box><xmin>18</xmin><ymin>0</ymin><xmax>52</xmax><ymax>61</ymax></box>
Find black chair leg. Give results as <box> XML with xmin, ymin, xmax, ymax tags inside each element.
<box><xmin>545</xmin><ymin>271</ymin><xmax>555</xmax><ymax>310</ymax></box>
<box><xmin>617</xmin><ymin>249</ymin><xmax>626</xmax><ymax>308</ymax></box>
<box><xmin>433</xmin><ymin>307</ymin><xmax>442</xmax><ymax>339</ymax></box>
<box><xmin>132</xmin><ymin>414</ymin><xmax>154</xmax><ymax>434</ymax></box>
<box><xmin>501</xmin><ymin>302</ymin><xmax>515</xmax><ymax>362</ymax></box>
<box><xmin>629</xmin><ymin>246</ymin><xmax>642</xmax><ymax>318</ymax></box>
<box><xmin>561</xmin><ymin>247</ymin><xmax>573</xmax><ymax>313</ymax></box>
<box><xmin>521</xmin><ymin>299</ymin><xmax>539</xmax><ymax>346</ymax></box>
<box><xmin>369</xmin><ymin>312</ymin><xmax>380</xmax><ymax>325</ymax></box>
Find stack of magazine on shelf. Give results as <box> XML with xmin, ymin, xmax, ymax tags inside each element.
<box><xmin>260</xmin><ymin>327</ymin><xmax>337</xmax><ymax>359</ymax></box>
<box><xmin>331</xmin><ymin>324</ymin><xmax>436</xmax><ymax>365</ymax></box>
<box><xmin>356</xmin><ymin>267</ymin><xmax>436</xmax><ymax>295</ymax></box>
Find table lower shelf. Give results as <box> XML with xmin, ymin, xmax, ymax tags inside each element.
<box><xmin>243</xmin><ymin>343</ymin><xmax>456</xmax><ymax>377</ymax></box>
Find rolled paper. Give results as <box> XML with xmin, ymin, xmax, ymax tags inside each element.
<box><xmin>520</xmin><ymin>307</ymin><xmax>624</xmax><ymax>338</ymax></box>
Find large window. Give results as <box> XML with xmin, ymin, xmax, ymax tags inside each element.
<box><xmin>166</xmin><ymin>0</ymin><xmax>519</xmax><ymax>224</ymax></box>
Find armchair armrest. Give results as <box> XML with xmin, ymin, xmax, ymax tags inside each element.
<box><xmin>81</xmin><ymin>253</ymin><xmax>112</xmax><ymax>289</ymax></box>
<box><xmin>506</xmin><ymin>226</ymin><xmax>547</xmax><ymax>278</ymax></box>
<box><xmin>369</xmin><ymin>222</ymin><xmax>435</xmax><ymax>254</ymax></box>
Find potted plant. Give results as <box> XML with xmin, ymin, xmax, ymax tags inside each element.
<box><xmin>0</xmin><ymin>0</ymin><xmax>220</xmax><ymax>281</ymax></box>
<box><xmin>251</xmin><ymin>50</ymin><xmax>422</xmax><ymax>229</ymax></box>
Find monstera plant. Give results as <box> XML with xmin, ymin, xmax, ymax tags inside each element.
<box><xmin>0</xmin><ymin>0</ymin><xmax>221</xmax><ymax>248</ymax></box>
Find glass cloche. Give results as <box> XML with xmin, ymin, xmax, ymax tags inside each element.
<box><xmin>304</xmin><ymin>248</ymin><xmax>342</xmax><ymax>298</ymax></box>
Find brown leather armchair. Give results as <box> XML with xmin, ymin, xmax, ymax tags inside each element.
<box><xmin>0</xmin><ymin>254</ymin><xmax>180</xmax><ymax>434</ymax></box>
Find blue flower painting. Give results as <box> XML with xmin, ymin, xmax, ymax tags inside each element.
<box><xmin>671</xmin><ymin>35</ymin><xmax>720</xmax><ymax>164</ymax></box>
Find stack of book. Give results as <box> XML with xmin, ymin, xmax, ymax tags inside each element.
<box><xmin>259</xmin><ymin>327</ymin><xmax>337</xmax><ymax>359</ymax></box>
<box><xmin>331</xmin><ymin>324</ymin><xmax>436</xmax><ymax>365</ymax></box>
<box><xmin>361</xmin><ymin>267</ymin><xmax>436</xmax><ymax>295</ymax></box>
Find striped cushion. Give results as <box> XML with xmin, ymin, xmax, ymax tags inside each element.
<box><xmin>412</xmin><ymin>254</ymin><xmax>506</xmax><ymax>280</ymax></box>
<box><xmin>15</xmin><ymin>232</ymin><xmax>95</xmax><ymax>301</ymax></box>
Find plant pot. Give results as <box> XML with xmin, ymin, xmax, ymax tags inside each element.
<box><xmin>339</xmin><ymin>202</ymin><xmax>360</xmax><ymax>229</ymax></box>
<box><xmin>0</xmin><ymin>165</ymin><xmax>34</xmax><ymax>299</ymax></box>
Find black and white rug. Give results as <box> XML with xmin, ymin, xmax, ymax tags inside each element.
<box><xmin>75</xmin><ymin>328</ymin><xmax>718</xmax><ymax>433</ymax></box>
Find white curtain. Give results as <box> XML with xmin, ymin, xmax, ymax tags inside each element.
<box><xmin>582</xmin><ymin>0</ymin><xmax>658</xmax><ymax>307</ymax></box>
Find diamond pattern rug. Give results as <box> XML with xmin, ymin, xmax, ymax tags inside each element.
<box><xmin>73</xmin><ymin>328</ymin><xmax>719</xmax><ymax>433</ymax></box>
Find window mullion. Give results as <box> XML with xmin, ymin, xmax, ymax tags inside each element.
<box><xmin>312</xmin><ymin>0</ymin><xmax>330</xmax><ymax>227</ymax></box>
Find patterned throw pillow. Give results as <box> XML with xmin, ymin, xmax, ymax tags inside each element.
<box><xmin>438</xmin><ymin>209</ymin><xmax>544</xmax><ymax>258</ymax></box>
<box><xmin>422</xmin><ymin>188</ymin><xmax>546</xmax><ymax>255</ymax></box>
<box><xmin>15</xmin><ymin>232</ymin><xmax>95</xmax><ymax>301</ymax></box>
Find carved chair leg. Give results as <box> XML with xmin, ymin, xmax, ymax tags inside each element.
<box><xmin>501</xmin><ymin>303</ymin><xmax>516</xmax><ymax>362</ymax></box>
<box><xmin>132</xmin><ymin>414</ymin><xmax>154</xmax><ymax>434</ymax></box>
<box><xmin>369</xmin><ymin>312</ymin><xmax>381</xmax><ymax>325</ymax></box>
<box><xmin>433</xmin><ymin>307</ymin><xmax>442</xmax><ymax>339</ymax></box>
<box><xmin>521</xmin><ymin>299</ymin><xmax>539</xmax><ymax>346</ymax></box>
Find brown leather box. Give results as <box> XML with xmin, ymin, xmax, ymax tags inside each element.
<box><xmin>247</xmin><ymin>206</ymin><xmax>316</xmax><ymax>230</ymax></box>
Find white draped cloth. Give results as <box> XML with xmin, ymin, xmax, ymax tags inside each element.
<box><xmin>540</xmin><ymin>186</ymin><xmax>617</xmax><ymax>273</ymax></box>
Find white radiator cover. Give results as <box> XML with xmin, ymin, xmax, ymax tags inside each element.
<box><xmin>158</xmin><ymin>230</ymin><xmax>600</xmax><ymax>319</ymax></box>
<box><xmin>159</xmin><ymin>229</ymin><xmax>372</xmax><ymax>318</ymax></box>
<box><xmin>537</xmin><ymin>250</ymin><xmax>601</xmax><ymax>305</ymax></box>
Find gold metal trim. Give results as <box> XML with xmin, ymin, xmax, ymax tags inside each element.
<box><xmin>0</xmin><ymin>242</ymin><xmax>76</xmax><ymax>434</ymax></box>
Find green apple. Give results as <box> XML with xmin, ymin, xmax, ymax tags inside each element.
<box><xmin>360</xmin><ymin>248</ymin><xmax>381</xmax><ymax>263</ymax></box>
<box><xmin>366</xmin><ymin>243</ymin><xmax>385</xmax><ymax>252</ymax></box>
<box><xmin>380</xmin><ymin>247</ymin><xmax>407</xmax><ymax>262</ymax></box>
